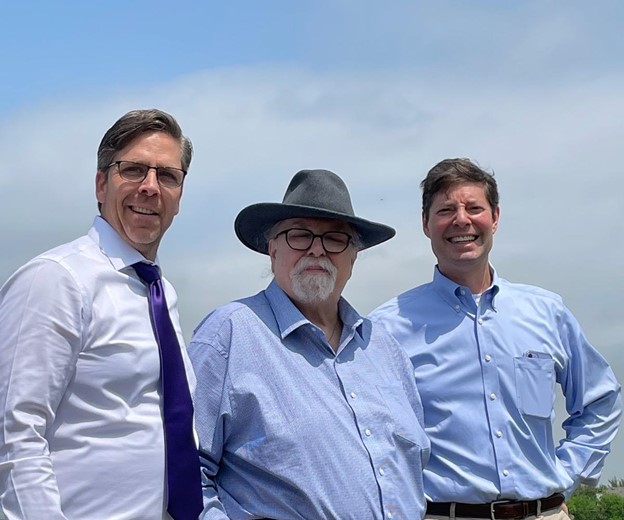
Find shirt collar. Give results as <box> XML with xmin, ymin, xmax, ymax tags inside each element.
<box><xmin>88</xmin><ymin>216</ymin><xmax>158</xmax><ymax>272</ymax></box>
<box><xmin>264</xmin><ymin>279</ymin><xmax>365</xmax><ymax>341</ymax></box>
<box><xmin>432</xmin><ymin>265</ymin><xmax>501</xmax><ymax>310</ymax></box>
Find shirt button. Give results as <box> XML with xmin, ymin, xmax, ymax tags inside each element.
<box><xmin>454</xmin><ymin>304</ymin><xmax>460</xmax><ymax>312</ymax></box>
<box><xmin>460</xmin><ymin>289</ymin><xmax>466</xmax><ymax>295</ymax></box>
<box><xmin>496</xmin><ymin>430</ymin><xmax>503</xmax><ymax>438</ymax></box>
<box><xmin>489</xmin><ymin>393</ymin><xmax>496</xmax><ymax>400</ymax></box>
<box><xmin>365</xmin><ymin>429</ymin><xmax>372</xmax><ymax>436</ymax></box>
<box><xmin>379</xmin><ymin>467</ymin><xmax>385</xmax><ymax>476</ymax></box>
<box><xmin>484</xmin><ymin>354</ymin><xmax>492</xmax><ymax>362</ymax></box>
<box><xmin>350</xmin><ymin>392</ymin><xmax>356</xmax><ymax>399</ymax></box>
<box><xmin>478</xmin><ymin>318</ymin><xmax>484</xmax><ymax>325</ymax></box>
<box><xmin>503</xmin><ymin>469</ymin><xmax>509</xmax><ymax>476</ymax></box>
<box><xmin>387</xmin><ymin>513</ymin><xmax>393</xmax><ymax>519</ymax></box>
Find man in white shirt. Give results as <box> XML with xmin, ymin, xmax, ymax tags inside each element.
<box><xmin>0</xmin><ymin>109</ymin><xmax>201</xmax><ymax>520</ymax></box>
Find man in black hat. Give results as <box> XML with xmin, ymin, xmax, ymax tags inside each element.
<box><xmin>189</xmin><ymin>169</ymin><xmax>430</xmax><ymax>519</ymax></box>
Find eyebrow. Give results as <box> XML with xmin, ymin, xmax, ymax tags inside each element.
<box><xmin>282</xmin><ymin>220</ymin><xmax>352</xmax><ymax>231</ymax></box>
<box><xmin>118</xmin><ymin>159</ymin><xmax>183</xmax><ymax>169</ymax></box>
<box><xmin>437</xmin><ymin>199</ymin><xmax>482</xmax><ymax>207</ymax></box>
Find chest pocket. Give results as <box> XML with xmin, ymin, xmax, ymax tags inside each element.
<box><xmin>514</xmin><ymin>355</ymin><xmax>555</xmax><ymax>418</ymax></box>
<box><xmin>378</xmin><ymin>384</ymin><xmax>429</xmax><ymax>451</ymax></box>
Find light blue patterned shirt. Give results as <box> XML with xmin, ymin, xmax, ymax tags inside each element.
<box><xmin>370</xmin><ymin>267</ymin><xmax>622</xmax><ymax>503</ymax></box>
<box><xmin>189</xmin><ymin>280</ymin><xmax>430</xmax><ymax>520</ymax></box>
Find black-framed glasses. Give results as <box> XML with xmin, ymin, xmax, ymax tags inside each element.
<box><xmin>274</xmin><ymin>228</ymin><xmax>353</xmax><ymax>253</ymax></box>
<box><xmin>108</xmin><ymin>160</ymin><xmax>187</xmax><ymax>188</ymax></box>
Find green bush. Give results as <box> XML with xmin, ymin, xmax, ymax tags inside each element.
<box><xmin>568</xmin><ymin>483</ymin><xmax>624</xmax><ymax>520</ymax></box>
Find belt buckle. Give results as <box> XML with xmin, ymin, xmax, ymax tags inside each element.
<box><xmin>490</xmin><ymin>499</ymin><xmax>510</xmax><ymax>520</ymax></box>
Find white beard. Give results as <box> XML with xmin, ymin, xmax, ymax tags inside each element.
<box><xmin>290</xmin><ymin>257</ymin><xmax>338</xmax><ymax>304</ymax></box>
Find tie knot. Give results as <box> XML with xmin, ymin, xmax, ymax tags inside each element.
<box><xmin>133</xmin><ymin>262</ymin><xmax>161</xmax><ymax>284</ymax></box>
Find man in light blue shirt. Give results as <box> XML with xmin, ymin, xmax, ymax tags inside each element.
<box><xmin>370</xmin><ymin>158</ymin><xmax>621</xmax><ymax>520</ymax></box>
<box><xmin>189</xmin><ymin>169</ymin><xmax>430</xmax><ymax>519</ymax></box>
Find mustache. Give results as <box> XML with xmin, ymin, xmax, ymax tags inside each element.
<box><xmin>291</xmin><ymin>256</ymin><xmax>337</xmax><ymax>277</ymax></box>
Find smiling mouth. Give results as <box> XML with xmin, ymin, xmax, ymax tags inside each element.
<box><xmin>131</xmin><ymin>206</ymin><xmax>158</xmax><ymax>215</ymax></box>
<box><xmin>448</xmin><ymin>235</ymin><xmax>477</xmax><ymax>243</ymax></box>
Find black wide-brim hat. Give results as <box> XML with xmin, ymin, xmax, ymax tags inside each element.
<box><xmin>235</xmin><ymin>169</ymin><xmax>396</xmax><ymax>255</ymax></box>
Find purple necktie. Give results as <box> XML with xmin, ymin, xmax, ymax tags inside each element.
<box><xmin>133</xmin><ymin>262</ymin><xmax>203</xmax><ymax>520</ymax></box>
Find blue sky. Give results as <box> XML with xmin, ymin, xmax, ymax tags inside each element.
<box><xmin>1</xmin><ymin>0</ymin><xmax>623</xmax><ymax>480</ymax></box>
<box><xmin>4</xmin><ymin>0</ymin><xmax>623</xmax><ymax>118</ymax></box>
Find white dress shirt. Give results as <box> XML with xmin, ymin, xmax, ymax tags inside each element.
<box><xmin>0</xmin><ymin>216</ymin><xmax>195</xmax><ymax>520</ymax></box>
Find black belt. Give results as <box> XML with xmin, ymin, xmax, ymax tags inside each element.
<box><xmin>426</xmin><ymin>493</ymin><xmax>564</xmax><ymax>519</ymax></box>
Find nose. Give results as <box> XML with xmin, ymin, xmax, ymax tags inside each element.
<box><xmin>306</xmin><ymin>235</ymin><xmax>326</xmax><ymax>257</ymax></box>
<box><xmin>454</xmin><ymin>207</ymin><xmax>470</xmax><ymax>226</ymax></box>
<box><xmin>138</xmin><ymin>168</ymin><xmax>161</xmax><ymax>196</ymax></box>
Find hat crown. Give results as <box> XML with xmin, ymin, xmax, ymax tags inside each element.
<box><xmin>283</xmin><ymin>170</ymin><xmax>355</xmax><ymax>217</ymax></box>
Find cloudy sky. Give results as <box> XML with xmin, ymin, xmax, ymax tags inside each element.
<box><xmin>1</xmin><ymin>1</ymin><xmax>622</xmax><ymax>482</ymax></box>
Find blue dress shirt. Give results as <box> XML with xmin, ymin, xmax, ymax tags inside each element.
<box><xmin>189</xmin><ymin>280</ymin><xmax>430</xmax><ymax>520</ymax></box>
<box><xmin>370</xmin><ymin>267</ymin><xmax>621</xmax><ymax>503</ymax></box>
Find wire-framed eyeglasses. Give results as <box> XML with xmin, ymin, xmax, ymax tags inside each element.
<box><xmin>274</xmin><ymin>228</ymin><xmax>353</xmax><ymax>253</ymax></box>
<box><xmin>108</xmin><ymin>160</ymin><xmax>187</xmax><ymax>188</ymax></box>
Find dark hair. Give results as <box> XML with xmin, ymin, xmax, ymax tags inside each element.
<box><xmin>97</xmin><ymin>109</ymin><xmax>193</xmax><ymax>172</ymax></box>
<box><xmin>421</xmin><ymin>158</ymin><xmax>499</xmax><ymax>219</ymax></box>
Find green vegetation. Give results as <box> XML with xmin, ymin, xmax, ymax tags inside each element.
<box><xmin>568</xmin><ymin>480</ymin><xmax>624</xmax><ymax>520</ymax></box>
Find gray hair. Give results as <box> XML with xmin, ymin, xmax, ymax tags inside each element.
<box><xmin>97</xmin><ymin>109</ymin><xmax>193</xmax><ymax>173</ymax></box>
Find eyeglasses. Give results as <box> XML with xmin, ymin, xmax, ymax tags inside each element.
<box><xmin>108</xmin><ymin>160</ymin><xmax>187</xmax><ymax>188</ymax></box>
<box><xmin>274</xmin><ymin>228</ymin><xmax>353</xmax><ymax>253</ymax></box>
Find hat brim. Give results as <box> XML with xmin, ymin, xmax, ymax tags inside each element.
<box><xmin>235</xmin><ymin>203</ymin><xmax>396</xmax><ymax>255</ymax></box>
